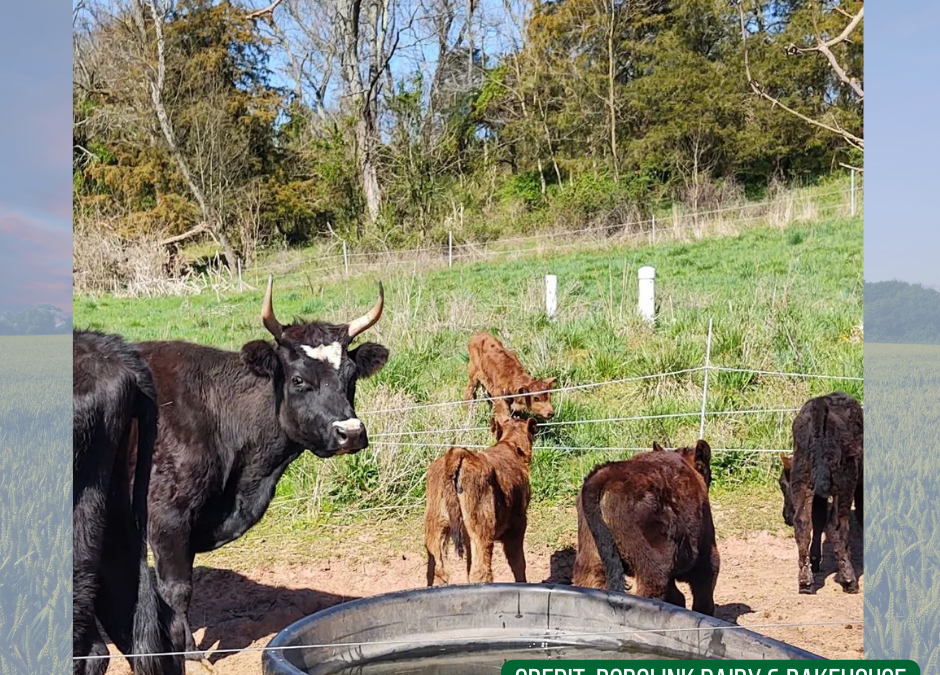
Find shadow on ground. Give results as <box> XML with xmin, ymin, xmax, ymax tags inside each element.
<box><xmin>189</xmin><ymin>566</ymin><xmax>357</xmax><ymax>664</ymax></box>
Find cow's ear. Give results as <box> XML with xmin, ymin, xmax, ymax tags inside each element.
<box><xmin>652</xmin><ymin>441</ymin><xmax>664</xmax><ymax>452</ymax></box>
<box><xmin>695</xmin><ymin>439</ymin><xmax>711</xmax><ymax>466</ymax></box>
<box><xmin>543</xmin><ymin>377</ymin><xmax>558</xmax><ymax>390</ymax></box>
<box><xmin>349</xmin><ymin>342</ymin><xmax>389</xmax><ymax>378</ymax></box>
<box><xmin>241</xmin><ymin>340</ymin><xmax>282</xmax><ymax>379</ymax></box>
<box><xmin>518</xmin><ymin>386</ymin><xmax>528</xmax><ymax>395</ymax></box>
<box><xmin>780</xmin><ymin>453</ymin><xmax>792</xmax><ymax>471</ymax></box>
<box><xmin>526</xmin><ymin>418</ymin><xmax>538</xmax><ymax>438</ymax></box>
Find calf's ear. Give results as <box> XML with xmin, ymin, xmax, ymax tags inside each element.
<box><xmin>652</xmin><ymin>441</ymin><xmax>664</xmax><ymax>452</ymax></box>
<box><xmin>695</xmin><ymin>439</ymin><xmax>711</xmax><ymax>466</ymax></box>
<box><xmin>526</xmin><ymin>418</ymin><xmax>538</xmax><ymax>437</ymax></box>
<box><xmin>350</xmin><ymin>342</ymin><xmax>390</xmax><ymax>378</ymax></box>
<box><xmin>241</xmin><ymin>340</ymin><xmax>282</xmax><ymax>379</ymax></box>
<box><xmin>779</xmin><ymin>453</ymin><xmax>792</xmax><ymax>471</ymax></box>
<box><xmin>543</xmin><ymin>377</ymin><xmax>558</xmax><ymax>390</ymax></box>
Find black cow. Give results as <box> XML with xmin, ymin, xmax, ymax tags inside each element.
<box><xmin>73</xmin><ymin>330</ymin><xmax>182</xmax><ymax>675</ymax></box>
<box><xmin>779</xmin><ymin>391</ymin><xmax>863</xmax><ymax>595</ymax></box>
<box><xmin>136</xmin><ymin>276</ymin><xmax>389</xmax><ymax>659</ymax></box>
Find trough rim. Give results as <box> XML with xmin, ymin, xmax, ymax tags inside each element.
<box><xmin>262</xmin><ymin>582</ymin><xmax>825</xmax><ymax>674</ymax></box>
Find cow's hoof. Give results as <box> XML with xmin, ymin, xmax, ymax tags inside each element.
<box><xmin>841</xmin><ymin>581</ymin><xmax>859</xmax><ymax>594</ymax></box>
<box><xmin>798</xmin><ymin>585</ymin><xmax>815</xmax><ymax>595</ymax></box>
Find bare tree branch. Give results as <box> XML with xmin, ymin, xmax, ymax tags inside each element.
<box><xmin>738</xmin><ymin>2</ymin><xmax>863</xmax><ymax>152</ymax></box>
<box><xmin>247</xmin><ymin>0</ymin><xmax>284</xmax><ymax>22</ymax></box>
<box><xmin>786</xmin><ymin>6</ymin><xmax>863</xmax><ymax>100</ymax></box>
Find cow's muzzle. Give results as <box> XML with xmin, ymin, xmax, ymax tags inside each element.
<box><xmin>330</xmin><ymin>418</ymin><xmax>368</xmax><ymax>455</ymax></box>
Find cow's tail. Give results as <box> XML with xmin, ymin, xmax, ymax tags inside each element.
<box><xmin>581</xmin><ymin>476</ymin><xmax>626</xmax><ymax>593</ymax></box>
<box><xmin>131</xmin><ymin>367</ymin><xmax>183</xmax><ymax>675</ymax></box>
<box><xmin>811</xmin><ymin>399</ymin><xmax>832</xmax><ymax>500</ymax></box>
<box><xmin>444</xmin><ymin>448</ymin><xmax>471</xmax><ymax>559</ymax></box>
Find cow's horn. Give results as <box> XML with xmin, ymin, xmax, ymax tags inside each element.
<box><xmin>261</xmin><ymin>274</ymin><xmax>283</xmax><ymax>340</ymax></box>
<box><xmin>347</xmin><ymin>282</ymin><xmax>384</xmax><ymax>339</ymax></box>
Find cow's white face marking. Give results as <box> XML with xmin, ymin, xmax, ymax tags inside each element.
<box><xmin>332</xmin><ymin>418</ymin><xmax>363</xmax><ymax>432</ymax></box>
<box><xmin>300</xmin><ymin>342</ymin><xmax>343</xmax><ymax>370</ymax></box>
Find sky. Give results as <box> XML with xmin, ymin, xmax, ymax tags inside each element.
<box><xmin>0</xmin><ymin>0</ymin><xmax>72</xmax><ymax>314</ymax></box>
<box><xmin>864</xmin><ymin>2</ymin><xmax>940</xmax><ymax>285</ymax></box>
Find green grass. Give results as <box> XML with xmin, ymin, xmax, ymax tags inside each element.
<box><xmin>74</xmin><ymin>211</ymin><xmax>862</xmax><ymax>536</ymax></box>
<box><xmin>0</xmin><ymin>335</ymin><xmax>72</xmax><ymax>674</ymax></box>
<box><xmin>863</xmin><ymin>343</ymin><xmax>940</xmax><ymax>671</ymax></box>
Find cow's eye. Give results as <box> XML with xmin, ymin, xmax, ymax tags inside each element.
<box><xmin>291</xmin><ymin>375</ymin><xmax>304</xmax><ymax>386</ymax></box>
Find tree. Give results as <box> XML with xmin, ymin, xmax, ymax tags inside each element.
<box><xmin>739</xmin><ymin>0</ymin><xmax>863</xmax><ymax>165</ymax></box>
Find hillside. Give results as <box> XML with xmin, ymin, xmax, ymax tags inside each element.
<box><xmin>864</xmin><ymin>280</ymin><xmax>940</xmax><ymax>344</ymax></box>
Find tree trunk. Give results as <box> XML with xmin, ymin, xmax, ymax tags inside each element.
<box><xmin>356</xmin><ymin>114</ymin><xmax>382</xmax><ymax>229</ymax></box>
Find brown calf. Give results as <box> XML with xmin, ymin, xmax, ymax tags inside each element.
<box><xmin>464</xmin><ymin>332</ymin><xmax>558</xmax><ymax>419</ymax></box>
<box><xmin>424</xmin><ymin>411</ymin><xmax>539</xmax><ymax>585</ymax></box>
<box><xmin>779</xmin><ymin>391</ymin><xmax>863</xmax><ymax>595</ymax></box>
<box><xmin>572</xmin><ymin>440</ymin><xmax>720</xmax><ymax>616</ymax></box>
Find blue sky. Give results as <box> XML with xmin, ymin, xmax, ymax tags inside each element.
<box><xmin>0</xmin><ymin>0</ymin><xmax>72</xmax><ymax>314</ymax></box>
<box><xmin>865</xmin><ymin>2</ymin><xmax>940</xmax><ymax>285</ymax></box>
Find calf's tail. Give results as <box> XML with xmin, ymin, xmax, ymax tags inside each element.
<box><xmin>811</xmin><ymin>399</ymin><xmax>832</xmax><ymax>499</ymax></box>
<box><xmin>444</xmin><ymin>448</ymin><xmax>471</xmax><ymax>559</ymax></box>
<box><xmin>581</xmin><ymin>478</ymin><xmax>626</xmax><ymax>593</ymax></box>
<box><xmin>131</xmin><ymin>375</ymin><xmax>184</xmax><ymax>675</ymax></box>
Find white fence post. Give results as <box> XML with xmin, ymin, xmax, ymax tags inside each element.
<box><xmin>237</xmin><ymin>257</ymin><xmax>243</xmax><ymax>292</ymax></box>
<box><xmin>449</xmin><ymin>231</ymin><xmax>453</xmax><ymax>268</ymax></box>
<box><xmin>343</xmin><ymin>241</ymin><xmax>349</xmax><ymax>278</ymax></box>
<box><xmin>850</xmin><ymin>168</ymin><xmax>856</xmax><ymax>217</ymax></box>
<box><xmin>638</xmin><ymin>266</ymin><xmax>656</xmax><ymax>325</ymax></box>
<box><xmin>699</xmin><ymin>318</ymin><xmax>713</xmax><ymax>440</ymax></box>
<box><xmin>545</xmin><ymin>274</ymin><xmax>558</xmax><ymax>319</ymax></box>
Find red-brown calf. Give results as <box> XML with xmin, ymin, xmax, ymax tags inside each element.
<box><xmin>463</xmin><ymin>332</ymin><xmax>557</xmax><ymax>419</ymax></box>
<box><xmin>424</xmin><ymin>409</ymin><xmax>538</xmax><ymax>586</ymax></box>
<box><xmin>572</xmin><ymin>440</ymin><xmax>720</xmax><ymax>616</ymax></box>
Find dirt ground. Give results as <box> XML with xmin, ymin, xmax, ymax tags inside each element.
<box><xmin>102</xmin><ymin>507</ymin><xmax>863</xmax><ymax>675</ymax></box>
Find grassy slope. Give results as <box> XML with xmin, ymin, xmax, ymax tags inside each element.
<box><xmin>0</xmin><ymin>335</ymin><xmax>72</xmax><ymax>674</ymax></box>
<box><xmin>863</xmin><ymin>343</ymin><xmax>940</xmax><ymax>669</ymax></box>
<box><xmin>75</xmin><ymin>212</ymin><xmax>862</xmax><ymax>541</ymax></box>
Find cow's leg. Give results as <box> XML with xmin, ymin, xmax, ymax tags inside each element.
<box><xmin>810</xmin><ymin>495</ymin><xmax>827</xmax><ymax>574</ymax></box>
<box><xmin>792</xmin><ymin>492</ymin><xmax>815</xmax><ymax>594</ymax></box>
<box><xmin>74</xmin><ymin>625</ymin><xmax>110</xmax><ymax>675</ymax></box>
<box><xmin>74</xmin><ymin>480</ymin><xmax>109</xmax><ymax>672</ymax></box>
<box><xmin>502</xmin><ymin>522</ymin><xmax>527</xmax><ymax>583</ymax></box>
<box><xmin>687</xmin><ymin>543</ymin><xmax>720</xmax><ymax>617</ymax></box>
<box><xmin>153</xmin><ymin>538</ymin><xmax>200</xmax><ymax>659</ymax></box>
<box><xmin>94</xmin><ymin>482</ymin><xmax>143</xmax><ymax>658</ymax></box>
<box><xmin>830</xmin><ymin>500</ymin><xmax>859</xmax><ymax>594</ymax></box>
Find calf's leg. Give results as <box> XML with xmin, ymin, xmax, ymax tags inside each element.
<box><xmin>792</xmin><ymin>492</ymin><xmax>815</xmax><ymax>594</ymax></box>
<box><xmin>810</xmin><ymin>495</ymin><xmax>827</xmax><ymax>574</ymax></box>
<box><xmin>663</xmin><ymin>579</ymin><xmax>686</xmax><ymax>609</ymax></box>
<box><xmin>502</xmin><ymin>524</ymin><xmax>527</xmax><ymax>583</ymax></box>
<box><xmin>687</xmin><ymin>543</ymin><xmax>720</xmax><ymax>617</ymax></box>
<box><xmin>853</xmin><ymin>463</ymin><xmax>864</xmax><ymax>528</ymax></box>
<box><xmin>830</xmin><ymin>500</ymin><xmax>859</xmax><ymax>593</ymax></box>
<box><xmin>74</xmin><ymin>486</ymin><xmax>108</xmax><ymax>671</ymax></box>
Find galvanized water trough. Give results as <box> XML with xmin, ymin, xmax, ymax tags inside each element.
<box><xmin>261</xmin><ymin>583</ymin><xmax>822</xmax><ymax>674</ymax></box>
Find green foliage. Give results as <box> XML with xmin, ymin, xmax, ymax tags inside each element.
<box><xmin>74</xmin><ymin>212</ymin><xmax>862</xmax><ymax>522</ymax></box>
<box><xmin>73</xmin><ymin>0</ymin><xmax>862</xmax><ymax>269</ymax></box>
<box><xmin>864</xmin><ymin>344</ymin><xmax>940</xmax><ymax>670</ymax></box>
<box><xmin>864</xmin><ymin>281</ymin><xmax>940</xmax><ymax>344</ymax></box>
<box><xmin>0</xmin><ymin>335</ymin><xmax>72</xmax><ymax>673</ymax></box>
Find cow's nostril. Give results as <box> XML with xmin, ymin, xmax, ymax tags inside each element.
<box><xmin>334</xmin><ymin>427</ymin><xmax>348</xmax><ymax>441</ymax></box>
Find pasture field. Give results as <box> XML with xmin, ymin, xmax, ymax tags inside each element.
<box><xmin>77</xmin><ymin>213</ymin><xmax>865</xmax><ymax>672</ymax></box>
<box><xmin>0</xmin><ymin>335</ymin><xmax>72</xmax><ymax>674</ymax></box>
<box><xmin>863</xmin><ymin>343</ymin><xmax>940</xmax><ymax>671</ymax></box>
<box><xmin>75</xmin><ymin>214</ymin><xmax>863</xmax><ymax>522</ymax></box>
